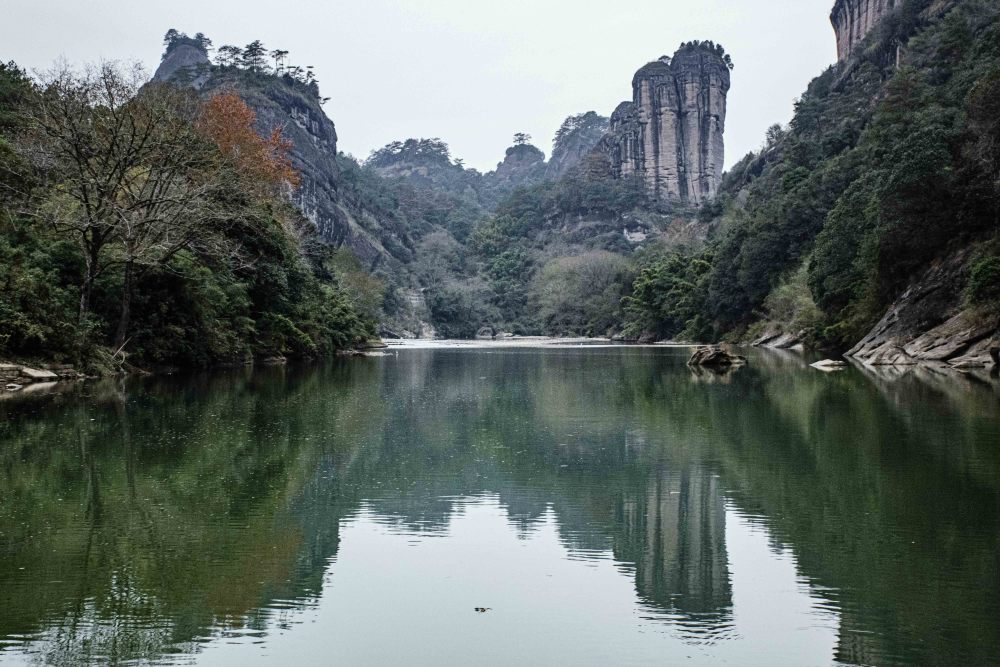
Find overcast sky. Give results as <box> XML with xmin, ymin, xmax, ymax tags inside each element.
<box><xmin>2</xmin><ymin>0</ymin><xmax>837</xmax><ymax>172</ymax></box>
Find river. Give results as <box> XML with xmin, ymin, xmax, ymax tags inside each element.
<box><xmin>1</xmin><ymin>346</ymin><xmax>998</xmax><ymax>665</ymax></box>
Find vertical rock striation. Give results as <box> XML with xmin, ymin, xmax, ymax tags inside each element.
<box><xmin>599</xmin><ymin>43</ymin><xmax>731</xmax><ymax>207</ymax></box>
<box><xmin>830</xmin><ymin>0</ymin><xmax>898</xmax><ymax>61</ymax></box>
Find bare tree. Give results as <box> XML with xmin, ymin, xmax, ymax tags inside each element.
<box><xmin>22</xmin><ymin>62</ymin><xmax>227</xmax><ymax>347</ymax></box>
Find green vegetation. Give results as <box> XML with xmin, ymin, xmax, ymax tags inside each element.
<box><xmin>621</xmin><ymin>0</ymin><xmax>1000</xmax><ymax>347</ymax></box>
<box><xmin>0</xmin><ymin>61</ymin><xmax>373</xmax><ymax>370</ymax></box>
<box><xmin>465</xmin><ymin>158</ymin><xmax>649</xmax><ymax>335</ymax></box>
<box><xmin>531</xmin><ymin>251</ymin><xmax>634</xmax><ymax>336</ymax></box>
<box><xmin>967</xmin><ymin>251</ymin><xmax>1000</xmax><ymax>308</ymax></box>
<box><xmin>163</xmin><ymin>29</ymin><xmax>329</xmax><ymax>103</ymax></box>
<box><xmin>8</xmin><ymin>6</ymin><xmax>999</xmax><ymax>350</ymax></box>
<box><xmin>675</xmin><ymin>40</ymin><xmax>735</xmax><ymax>69</ymax></box>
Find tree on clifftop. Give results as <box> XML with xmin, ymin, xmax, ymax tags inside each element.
<box><xmin>270</xmin><ymin>49</ymin><xmax>289</xmax><ymax>73</ymax></box>
<box><xmin>241</xmin><ymin>40</ymin><xmax>267</xmax><ymax>72</ymax></box>
<box><xmin>214</xmin><ymin>45</ymin><xmax>243</xmax><ymax>67</ymax></box>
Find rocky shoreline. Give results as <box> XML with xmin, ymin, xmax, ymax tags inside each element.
<box><xmin>1</xmin><ymin>362</ymin><xmax>88</xmax><ymax>394</ymax></box>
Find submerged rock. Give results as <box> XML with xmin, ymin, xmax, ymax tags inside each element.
<box><xmin>21</xmin><ymin>381</ymin><xmax>59</xmax><ymax>394</ymax></box>
<box><xmin>810</xmin><ymin>359</ymin><xmax>847</xmax><ymax>372</ymax></box>
<box><xmin>687</xmin><ymin>346</ymin><xmax>747</xmax><ymax>367</ymax></box>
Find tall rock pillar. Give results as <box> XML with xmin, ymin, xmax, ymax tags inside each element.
<box><xmin>598</xmin><ymin>43</ymin><xmax>731</xmax><ymax>207</ymax></box>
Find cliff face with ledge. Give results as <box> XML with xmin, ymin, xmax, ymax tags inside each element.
<box><xmin>831</xmin><ymin>0</ymin><xmax>898</xmax><ymax>61</ymax></box>
<box><xmin>599</xmin><ymin>44</ymin><xmax>731</xmax><ymax>207</ymax></box>
<box><xmin>151</xmin><ymin>40</ymin><xmax>409</xmax><ymax>266</ymax></box>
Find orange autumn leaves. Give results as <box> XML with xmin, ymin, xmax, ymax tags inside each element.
<box><xmin>199</xmin><ymin>92</ymin><xmax>300</xmax><ymax>191</ymax></box>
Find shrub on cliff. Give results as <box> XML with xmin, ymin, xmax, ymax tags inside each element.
<box><xmin>967</xmin><ymin>254</ymin><xmax>1000</xmax><ymax>309</ymax></box>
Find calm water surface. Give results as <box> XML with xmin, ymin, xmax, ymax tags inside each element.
<box><xmin>1</xmin><ymin>347</ymin><xmax>998</xmax><ymax>665</ymax></box>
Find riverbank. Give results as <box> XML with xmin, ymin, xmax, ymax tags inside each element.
<box><xmin>383</xmin><ymin>337</ymin><xmax>699</xmax><ymax>350</ymax></box>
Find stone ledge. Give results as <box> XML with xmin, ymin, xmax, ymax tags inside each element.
<box><xmin>0</xmin><ymin>361</ymin><xmax>85</xmax><ymax>392</ymax></box>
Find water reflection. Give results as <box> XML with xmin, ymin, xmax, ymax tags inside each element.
<box><xmin>0</xmin><ymin>348</ymin><xmax>998</xmax><ymax>665</ymax></box>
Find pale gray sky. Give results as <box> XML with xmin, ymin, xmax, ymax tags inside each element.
<box><xmin>2</xmin><ymin>0</ymin><xmax>837</xmax><ymax>172</ymax></box>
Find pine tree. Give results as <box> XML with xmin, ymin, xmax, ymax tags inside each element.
<box><xmin>242</xmin><ymin>40</ymin><xmax>267</xmax><ymax>72</ymax></box>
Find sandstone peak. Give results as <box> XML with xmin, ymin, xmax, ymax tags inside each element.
<box><xmin>152</xmin><ymin>41</ymin><xmax>210</xmax><ymax>86</ymax></box>
<box><xmin>547</xmin><ymin>111</ymin><xmax>609</xmax><ymax>179</ymax></box>
<box><xmin>599</xmin><ymin>41</ymin><xmax>732</xmax><ymax>207</ymax></box>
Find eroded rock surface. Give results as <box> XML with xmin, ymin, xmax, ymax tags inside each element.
<box><xmin>152</xmin><ymin>37</ymin><xmax>394</xmax><ymax>265</ymax></box>
<box><xmin>1</xmin><ymin>363</ymin><xmax>82</xmax><ymax>390</ymax></box>
<box><xmin>489</xmin><ymin>144</ymin><xmax>547</xmax><ymax>189</ymax></box>
<box><xmin>688</xmin><ymin>346</ymin><xmax>747</xmax><ymax>367</ymax></box>
<box><xmin>547</xmin><ymin>112</ymin><xmax>609</xmax><ymax>179</ymax></box>
<box><xmin>831</xmin><ymin>0</ymin><xmax>898</xmax><ymax>62</ymax></box>
<box><xmin>598</xmin><ymin>43</ymin><xmax>731</xmax><ymax>206</ymax></box>
<box><xmin>751</xmin><ymin>329</ymin><xmax>805</xmax><ymax>350</ymax></box>
<box><xmin>848</xmin><ymin>249</ymin><xmax>999</xmax><ymax>368</ymax></box>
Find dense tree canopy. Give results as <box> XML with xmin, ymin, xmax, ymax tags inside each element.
<box><xmin>621</xmin><ymin>0</ymin><xmax>1000</xmax><ymax>347</ymax></box>
<box><xmin>0</xmin><ymin>61</ymin><xmax>373</xmax><ymax>369</ymax></box>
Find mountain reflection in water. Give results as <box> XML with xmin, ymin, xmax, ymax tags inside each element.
<box><xmin>1</xmin><ymin>347</ymin><xmax>998</xmax><ymax>665</ymax></box>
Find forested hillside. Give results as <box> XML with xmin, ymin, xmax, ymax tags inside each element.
<box><xmin>0</xmin><ymin>61</ymin><xmax>374</xmax><ymax>371</ymax></box>
<box><xmin>625</xmin><ymin>0</ymin><xmax>999</xmax><ymax>362</ymax></box>
<box><xmin>2</xmin><ymin>0</ymin><xmax>997</xmax><ymax>368</ymax></box>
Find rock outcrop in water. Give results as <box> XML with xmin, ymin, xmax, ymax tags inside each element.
<box><xmin>598</xmin><ymin>42</ymin><xmax>731</xmax><ymax>207</ymax></box>
<box><xmin>688</xmin><ymin>346</ymin><xmax>747</xmax><ymax>368</ymax></box>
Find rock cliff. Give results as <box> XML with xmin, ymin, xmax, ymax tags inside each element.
<box><xmin>480</xmin><ymin>142</ymin><xmax>548</xmax><ymax>205</ymax></box>
<box><xmin>598</xmin><ymin>42</ymin><xmax>731</xmax><ymax>207</ymax></box>
<box><xmin>152</xmin><ymin>35</ymin><xmax>400</xmax><ymax>265</ymax></box>
<box><xmin>848</xmin><ymin>248</ymin><xmax>999</xmax><ymax>368</ymax></box>
<box><xmin>152</xmin><ymin>42</ymin><xmax>212</xmax><ymax>86</ymax></box>
<box><xmin>491</xmin><ymin>143</ymin><xmax>546</xmax><ymax>185</ymax></box>
<box><xmin>547</xmin><ymin>112</ymin><xmax>609</xmax><ymax>179</ymax></box>
<box><xmin>831</xmin><ymin>0</ymin><xmax>898</xmax><ymax>62</ymax></box>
